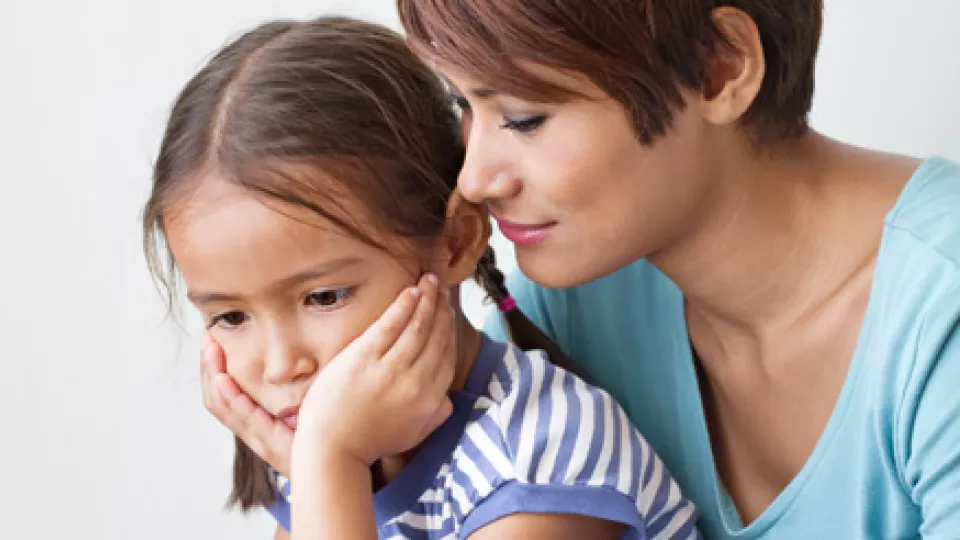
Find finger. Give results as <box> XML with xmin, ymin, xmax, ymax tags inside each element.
<box><xmin>353</xmin><ymin>282</ymin><xmax>424</xmax><ymax>359</ymax></box>
<box><xmin>204</xmin><ymin>334</ymin><xmax>227</xmax><ymax>373</ymax></box>
<box><xmin>216</xmin><ymin>373</ymin><xmax>293</xmax><ymax>449</ymax></box>
<box><xmin>200</xmin><ymin>337</ymin><xmax>229</xmax><ymax>416</ymax></box>
<box><xmin>382</xmin><ymin>273</ymin><xmax>440</xmax><ymax>368</ymax></box>
<box><xmin>204</xmin><ymin>373</ymin><xmax>245</xmax><ymax>428</ymax></box>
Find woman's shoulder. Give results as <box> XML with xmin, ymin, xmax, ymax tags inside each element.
<box><xmin>871</xmin><ymin>156</ymin><xmax>960</xmax><ymax>350</ymax></box>
<box><xmin>884</xmin><ymin>156</ymin><xmax>960</xmax><ymax>266</ymax></box>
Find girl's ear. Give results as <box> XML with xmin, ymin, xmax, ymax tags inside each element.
<box><xmin>434</xmin><ymin>189</ymin><xmax>490</xmax><ymax>285</ymax></box>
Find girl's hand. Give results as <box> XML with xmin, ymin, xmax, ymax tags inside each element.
<box><xmin>293</xmin><ymin>273</ymin><xmax>457</xmax><ymax>468</ymax></box>
<box><xmin>200</xmin><ymin>335</ymin><xmax>294</xmax><ymax>477</ymax></box>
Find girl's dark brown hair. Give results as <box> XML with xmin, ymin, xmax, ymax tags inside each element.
<box><xmin>143</xmin><ymin>16</ymin><xmax>586</xmax><ymax>511</ymax></box>
<box><xmin>398</xmin><ymin>0</ymin><xmax>822</xmax><ymax>144</ymax></box>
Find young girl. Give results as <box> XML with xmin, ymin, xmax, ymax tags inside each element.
<box><xmin>144</xmin><ymin>17</ymin><xmax>698</xmax><ymax>539</ymax></box>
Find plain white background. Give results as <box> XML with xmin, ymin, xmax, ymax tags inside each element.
<box><xmin>0</xmin><ymin>1</ymin><xmax>957</xmax><ymax>538</ymax></box>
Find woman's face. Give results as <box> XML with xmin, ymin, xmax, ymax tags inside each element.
<box><xmin>165</xmin><ymin>176</ymin><xmax>423</xmax><ymax>431</ymax></box>
<box><xmin>445</xmin><ymin>65</ymin><xmax>719</xmax><ymax>288</ymax></box>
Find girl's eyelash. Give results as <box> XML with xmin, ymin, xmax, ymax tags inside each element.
<box><xmin>500</xmin><ymin>115</ymin><xmax>547</xmax><ymax>134</ymax></box>
<box><xmin>207</xmin><ymin>311</ymin><xmax>248</xmax><ymax>330</ymax></box>
<box><xmin>203</xmin><ymin>288</ymin><xmax>354</xmax><ymax>330</ymax></box>
<box><xmin>305</xmin><ymin>287</ymin><xmax>354</xmax><ymax>310</ymax></box>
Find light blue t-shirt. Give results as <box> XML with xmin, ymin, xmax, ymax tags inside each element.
<box><xmin>485</xmin><ymin>157</ymin><xmax>960</xmax><ymax>539</ymax></box>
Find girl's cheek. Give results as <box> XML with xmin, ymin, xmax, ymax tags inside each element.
<box><xmin>220</xmin><ymin>340</ymin><xmax>263</xmax><ymax>393</ymax></box>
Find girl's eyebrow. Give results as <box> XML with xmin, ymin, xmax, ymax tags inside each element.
<box><xmin>187</xmin><ymin>257</ymin><xmax>363</xmax><ymax>305</ymax></box>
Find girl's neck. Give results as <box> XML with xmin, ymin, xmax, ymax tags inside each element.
<box><xmin>450</xmin><ymin>310</ymin><xmax>484</xmax><ymax>391</ymax></box>
<box><xmin>376</xmin><ymin>305</ymin><xmax>482</xmax><ymax>486</ymax></box>
<box><xmin>647</xmin><ymin>131</ymin><xmax>911</xmax><ymax>338</ymax></box>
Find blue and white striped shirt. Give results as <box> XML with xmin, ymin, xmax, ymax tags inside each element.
<box><xmin>270</xmin><ymin>335</ymin><xmax>699</xmax><ymax>539</ymax></box>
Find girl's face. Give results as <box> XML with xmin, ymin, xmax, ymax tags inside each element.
<box><xmin>165</xmin><ymin>176</ymin><xmax>425</xmax><ymax>429</ymax></box>
<box><xmin>445</xmin><ymin>64</ymin><xmax>721</xmax><ymax>289</ymax></box>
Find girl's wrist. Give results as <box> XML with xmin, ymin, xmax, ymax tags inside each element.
<box><xmin>292</xmin><ymin>428</ymin><xmax>373</xmax><ymax>475</ymax></box>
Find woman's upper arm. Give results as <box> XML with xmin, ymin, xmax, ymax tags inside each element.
<box><xmin>274</xmin><ymin>524</ymin><xmax>290</xmax><ymax>540</ymax></box>
<box><xmin>902</xmin><ymin>300</ymin><xmax>960</xmax><ymax>536</ymax></box>
<box><xmin>467</xmin><ymin>512</ymin><xmax>625</xmax><ymax>540</ymax></box>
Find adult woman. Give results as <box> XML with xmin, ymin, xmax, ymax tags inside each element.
<box><xmin>393</xmin><ymin>1</ymin><xmax>960</xmax><ymax>538</ymax></box>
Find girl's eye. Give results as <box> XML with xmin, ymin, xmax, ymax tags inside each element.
<box><xmin>500</xmin><ymin>115</ymin><xmax>547</xmax><ymax>134</ymax></box>
<box><xmin>306</xmin><ymin>288</ymin><xmax>352</xmax><ymax>310</ymax></box>
<box><xmin>208</xmin><ymin>311</ymin><xmax>248</xmax><ymax>330</ymax></box>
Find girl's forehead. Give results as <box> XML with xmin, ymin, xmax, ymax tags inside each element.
<box><xmin>168</xmin><ymin>171</ymin><xmax>358</xmax><ymax>235</ymax></box>
<box><xmin>165</xmin><ymin>172</ymin><xmax>422</xmax><ymax>272</ymax></box>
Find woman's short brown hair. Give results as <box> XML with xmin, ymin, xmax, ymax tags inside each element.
<box><xmin>398</xmin><ymin>0</ymin><xmax>823</xmax><ymax>144</ymax></box>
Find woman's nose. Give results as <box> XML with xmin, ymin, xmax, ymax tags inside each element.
<box><xmin>458</xmin><ymin>123</ymin><xmax>522</xmax><ymax>204</ymax></box>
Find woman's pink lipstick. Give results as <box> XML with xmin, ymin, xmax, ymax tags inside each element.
<box><xmin>495</xmin><ymin>217</ymin><xmax>556</xmax><ymax>246</ymax></box>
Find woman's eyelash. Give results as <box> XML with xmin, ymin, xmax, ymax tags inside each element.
<box><xmin>448</xmin><ymin>92</ymin><xmax>546</xmax><ymax>134</ymax></box>
<box><xmin>449</xmin><ymin>94</ymin><xmax>470</xmax><ymax>111</ymax></box>
<box><xmin>500</xmin><ymin>115</ymin><xmax>547</xmax><ymax>134</ymax></box>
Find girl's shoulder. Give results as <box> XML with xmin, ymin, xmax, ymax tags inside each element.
<box><xmin>455</xmin><ymin>339</ymin><xmax>699</xmax><ymax>539</ymax></box>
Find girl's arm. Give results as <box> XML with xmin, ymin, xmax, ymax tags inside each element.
<box><xmin>468</xmin><ymin>513</ymin><xmax>624</xmax><ymax>540</ymax></box>
<box><xmin>290</xmin><ymin>276</ymin><xmax>455</xmax><ymax>539</ymax></box>
<box><xmin>290</xmin><ymin>449</ymin><xmax>375</xmax><ymax>540</ymax></box>
<box><xmin>274</xmin><ymin>526</ymin><xmax>289</xmax><ymax>540</ymax></box>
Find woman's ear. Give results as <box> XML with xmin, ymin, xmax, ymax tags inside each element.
<box><xmin>433</xmin><ymin>189</ymin><xmax>490</xmax><ymax>285</ymax></box>
<box><xmin>698</xmin><ymin>6</ymin><xmax>766</xmax><ymax>127</ymax></box>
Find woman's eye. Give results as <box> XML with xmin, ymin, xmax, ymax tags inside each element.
<box><xmin>306</xmin><ymin>288</ymin><xmax>352</xmax><ymax>310</ymax></box>
<box><xmin>449</xmin><ymin>94</ymin><xmax>471</xmax><ymax>112</ymax></box>
<box><xmin>500</xmin><ymin>115</ymin><xmax>547</xmax><ymax>134</ymax></box>
<box><xmin>208</xmin><ymin>311</ymin><xmax>248</xmax><ymax>329</ymax></box>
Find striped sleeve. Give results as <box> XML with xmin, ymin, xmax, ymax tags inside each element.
<box><xmin>268</xmin><ymin>473</ymin><xmax>292</xmax><ymax>532</ymax></box>
<box><xmin>461</xmin><ymin>347</ymin><xmax>700</xmax><ymax>539</ymax></box>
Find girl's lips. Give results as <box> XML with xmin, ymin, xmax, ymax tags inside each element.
<box><xmin>281</xmin><ymin>413</ymin><xmax>298</xmax><ymax>431</ymax></box>
<box><xmin>276</xmin><ymin>406</ymin><xmax>299</xmax><ymax>431</ymax></box>
<box><xmin>494</xmin><ymin>217</ymin><xmax>557</xmax><ymax>246</ymax></box>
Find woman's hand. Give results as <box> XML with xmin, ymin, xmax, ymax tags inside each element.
<box><xmin>200</xmin><ymin>335</ymin><xmax>294</xmax><ymax>476</ymax></box>
<box><xmin>293</xmin><ymin>273</ymin><xmax>457</xmax><ymax>467</ymax></box>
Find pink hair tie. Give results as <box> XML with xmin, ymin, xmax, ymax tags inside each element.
<box><xmin>498</xmin><ymin>295</ymin><xmax>517</xmax><ymax>313</ymax></box>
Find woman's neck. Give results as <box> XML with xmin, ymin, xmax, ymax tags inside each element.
<box><xmin>647</xmin><ymin>131</ymin><xmax>910</xmax><ymax>338</ymax></box>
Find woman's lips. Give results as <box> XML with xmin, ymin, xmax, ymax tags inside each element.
<box><xmin>494</xmin><ymin>217</ymin><xmax>556</xmax><ymax>246</ymax></box>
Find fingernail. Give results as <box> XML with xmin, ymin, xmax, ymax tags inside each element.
<box><xmin>426</xmin><ymin>273</ymin><xmax>438</xmax><ymax>285</ymax></box>
<box><xmin>408</xmin><ymin>287</ymin><xmax>422</xmax><ymax>298</ymax></box>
